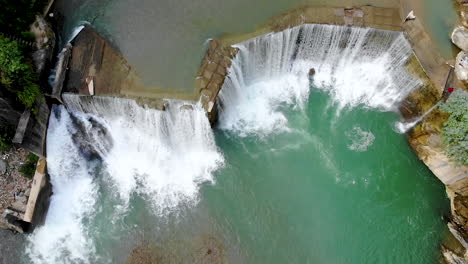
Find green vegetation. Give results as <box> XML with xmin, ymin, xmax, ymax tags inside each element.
<box><xmin>0</xmin><ymin>125</ymin><xmax>15</xmax><ymax>151</ymax></box>
<box><xmin>0</xmin><ymin>0</ymin><xmax>47</xmax><ymax>152</ymax></box>
<box><xmin>0</xmin><ymin>36</ymin><xmax>41</xmax><ymax>107</ymax></box>
<box><xmin>19</xmin><ymin>152</ymin><xmax>39</xmax><ymax>179</ymax></box>
<box><xmin>0</xmin><ymin>0</ymin><xmax>46</xmax><ymax>35</ymax></box>
<box><xmin>440</xmin><ymin>90</ymin><xmax>468</xmax><ymax>166</ymax></box>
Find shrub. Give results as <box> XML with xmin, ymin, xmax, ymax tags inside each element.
<box><xmin>439</xmin><ymin>90</ymin><xmax>468</xmax><ymax>166</ymax></box>
<box><xmin>19</xmin><ymin>153</ymin><xmax>39</xmax><ymax>179</ymax></box>
<box><xmin>0</xmin><ymin>126</ymin><xmax>15</xmax><ymax>151</ymax></box>
<box><xmin>0</xmin><ymin>0</ymin><xmax>39</xmax><ymax>35</ymax></box>
<box><xmin>0</xmin><ymin>36</ymin><xmax>40</xmax><ymax>107</ymax></box>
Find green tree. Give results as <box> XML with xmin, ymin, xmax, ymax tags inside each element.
<box><xmin>0</xmin><ymin>0</ymin><xmax>38</xmax><ymax>35</ymax></box>
<box><xmin>19</xmin><ymin>152</ymin><xmax>39</xmax><ymax>179</ymax></box>
<box><xmin>0</xmin><ymin>36</ymin><xmax>40</xmax><ymax>107</ymax></box>
<box><xmin>439</xmin><ymin>90</ymin><xmax>468</xmax><ymax>166</ymax></box>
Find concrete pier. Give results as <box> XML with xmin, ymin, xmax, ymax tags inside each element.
<box><xmin>23</xmin><ymin>158</ymin><xmax>51</xmax><ymax>225</ymax></box>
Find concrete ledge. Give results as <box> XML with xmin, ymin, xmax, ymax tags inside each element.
<box><xmin>196</xmin><ymin>40</ymin><xmax>238</xmax><ymax>124</ymax></box>
<box><xmin>12</xmin><ymin>96</ymin><xmax>50</xmax><ymax>157</ymax></box>
<box><xmin>23</xmin><ymin>157</ymin><xmax>51</xmax><ymax>225</ymax></box>
<box><xmin>220</xmin><ymin>6</ymin><xmax>402</xmax><ymax>46</ymax></box>
<box><xmin>402</xmin><ymin>18</ymin><xmax>451</xmax><ymax>96</ymax></box>
<box><xmin>64</xmin><ymin>26</ymin><xmax>187</xmax><ymax>109</ymax></box>
<box><xmin>51</xmin><ymin>43</ymin><xmax>72</xmax><ymax>103</ymax></box>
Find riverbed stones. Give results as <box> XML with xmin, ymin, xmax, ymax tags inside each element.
<box><xmin>0</xmin><ymin>148</ymin><xmax>33</xmax><ymax>232</ymax></box>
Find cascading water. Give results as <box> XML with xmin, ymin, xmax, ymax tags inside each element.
<box><xmin>210</xmin><ymin>24</ymin><xmax>447</xmax><ymax>264</ymax></box>
<box><xmin>218</xmin><ymin>24</ymin><xmax>422</xmax><ymax>136</ymax></box>
<box><xmin>394</xmin><ymin>100</ymin><xmax>443</xmax><ymax>133</ymax></box>
<box><xmin>26</xmin><ymin>95</ymin><xmax>223</xmax><ymax>264</ymax></box>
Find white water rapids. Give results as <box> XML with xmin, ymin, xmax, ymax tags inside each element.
<box><xmin>218</xmin><ymin>24</ymin><xmax>422</xmax><ymax>136</ymax></box>
<box><xmin>26</xmin><ymin>95</ymin><xmax>223</xmax><ymax>264</ymax></box>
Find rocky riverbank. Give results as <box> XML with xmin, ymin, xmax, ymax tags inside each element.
<box><xmin>0</xmin><ymin>147</ymin><xmax>32</xmax><ymax>231</ymax></box>
<box><xmin>401</xmin><ymin>1</ymin><xmax>468</xmax><ymax>262</ymax></box>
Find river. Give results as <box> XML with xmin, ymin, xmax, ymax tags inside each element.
<box><xmin>4</xmin><ymin>0</ymin><xmax>459</xmax><ymax>263</ymax></box>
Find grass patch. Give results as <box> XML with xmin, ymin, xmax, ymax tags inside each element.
<box><xmin>19</xmin><ymin>153</ymin><xmax>38</xmax><ymax>179</ymax></box>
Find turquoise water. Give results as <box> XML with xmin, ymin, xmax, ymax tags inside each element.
<box><xmin>203</xmin><ymin>88</ymin><xmax>449</xmax><ymax>263</ymax></box>
<box><xmin>54</xmin><ymin>0</ymin><xmax>400</xmax><ymax>89</ymax></box>
<box><xmin>422</xmin><ymin>0</ymin><xmax>459</xmax><ymax>59</ymax></box>
<box><xmin>25</xmin><ymin>88</ymin><xmax>449</xmax><ymax>264</ymax></box>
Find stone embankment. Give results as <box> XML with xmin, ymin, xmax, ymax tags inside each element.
<box><xmin>399</xmin><ymin>0</ymin><xmax>468</xmax><ymax>262</ymax></box>
<box><xmin>196</xmin><ymin>40</ymin><xmax>238</xmax><ymax>124</ymax></box>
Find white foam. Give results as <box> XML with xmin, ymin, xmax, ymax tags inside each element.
<box><xmin>218</xmin><ymin>24</ymin><xmax>421</xmax><ymax>135</ymax></box>
<box><xmin>26</xmin><ymin>106</ymin><xmax>98</xmax><ymax>264</ymax></box>
<box><xmin>62</xmin><ymin>95</ymin><xmax>224</xmax><ymax>214</ymax></box>
<box><xmin>346</xmin><ymin>126</ymin><xmax>375</xmax><ymax>152</ymax></box>
<box><xmin>394</xmin><ymin>101</ymin><xmax>443</xmax><ymax>133</ymax></box>
<box><xmin>26</xmin><ymin>96</ymin><xmax>224</xmax><ymax>263</ymax></box>
<box><xmin>218</xmin><ymin>70</ymin><xmax>309</xmax><ymax>137</ymax></box>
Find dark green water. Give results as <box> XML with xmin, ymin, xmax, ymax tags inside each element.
<box><xmin>202</xmin><ymin>88</ymin><xmax>449</xmax><ymax>263</ymax></box>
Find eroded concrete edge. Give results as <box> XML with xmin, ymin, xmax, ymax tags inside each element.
<box><xmin>23</xmin><ymin>158</ymin><xmax>51</xmax><ymax>225</ymax></box>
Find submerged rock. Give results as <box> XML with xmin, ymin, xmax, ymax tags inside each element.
<box><xmin>455</xmin><ymin>51</ymin><xmax>468</xmax><ymax>81</ymax></box>
<box><xmin>452</xmin><ymin>26</ymin><xmax>468</xmax><ymax>51</ymax></box>
<box><xmin>127</xmin><ymin>235</ymin><xmax>226</xmax><ymax>264</ymax></box>
<box><xmin>69</xmin><ymin>114</ymin><xmax>113</xmax><ymax>161</ymax></box>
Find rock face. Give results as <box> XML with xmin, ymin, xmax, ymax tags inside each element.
<box><xmin>452</xmin><ymin>26</ymin><xmax>468</xmax><ymax>51</ymax></box>
<box><xmin>455</xmin><ymin>51</ymin><xmax>468</xmax><ymax>81</ymax></box>
<box><xmin>0</xmin><ymin>91</ymin><xmax>21</xmax><ymax>128</ymax></box>
<box><xmin>30</xmin><ymin>16</ymin><xmax>55</xmax><ymax>81</ymax></box>
<box><xmin>451</xmin><ymin>3</ymin><xmax>468</xmax><ymax>83</ymax></box>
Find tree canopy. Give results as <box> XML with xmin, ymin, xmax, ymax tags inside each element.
<box><xmin>440</xmin><ymin>89</ymin><xmax>468</xmax><ymax>166</ymax></box>
<box><xmin>0</xmin><ymin>36</ymin><xmax>40</xmax><ymax>107</ymax></box>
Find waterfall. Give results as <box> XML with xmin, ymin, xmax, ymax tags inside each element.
<box><xmin>218</xmin><ymin>24</ymin><xmax>421</xmax><ymax>136</ymax></box>
<box><xmin>394</xmin><ymin>101</ymin><xmax>443</xmax><ymax>133</ymax></box>
<box><xmin>26</xmin><ymin>95</ymin><xmax>223</xmax><ymax>264</ymax></box>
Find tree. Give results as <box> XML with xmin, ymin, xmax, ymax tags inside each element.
<box><xmin>0</xmin><ymin>0</ymin><xmax>38</xmax><ymax>35</ymax></box>
<box><xmin>439</xmin><ymin>90</ymin><xmax>468</xmax><ymax>166</ymax></box>
<box><xmin>0</xmin><ymin>36</ymin><xmax>40</xmax><ymax>108</ymax></box>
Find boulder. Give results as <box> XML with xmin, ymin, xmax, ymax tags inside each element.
<box><xmin>30</xmin><ymin>16</ymin><xmax>55</xmax><ymax>78</ymax></box>
<box><xmin>455</xmin><ymin>51</ymin><xmax>468</xmax><ymax>81</ymax></box>
<box><xmin>461</xmin><ymin>11</ymin><xmax>468</xmax><ymax>28</ymax></box>
<box><xmin>452</xmin><ymin>26</ymin><xmax>468</xmax><ymax>51</ymax></box>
